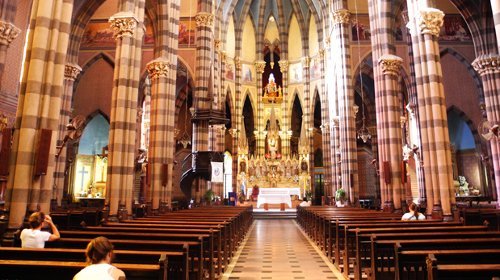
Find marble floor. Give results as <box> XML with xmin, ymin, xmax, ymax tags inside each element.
<box><xmin>222</xmin><ymin>219</ymin><xmax>343</xmax><ymax>280</ymax></box>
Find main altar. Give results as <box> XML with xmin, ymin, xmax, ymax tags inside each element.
<box><xmin>237</xmin><ymin>73</ymin><xmax>310</xmax><ymax>203</ymax></box>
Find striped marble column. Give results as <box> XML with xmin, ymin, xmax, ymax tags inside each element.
<box><xmin>401</xmin><ymin>10</ymin><xmax>427</xmax><ymax>206</ymax></box>
<box><xmin>472</xmin><ymin>55</ymin><xmax>500</xmax><ymax>208</ymax></box>
<box><xmin>255</xmin><ymin>60</ymin><xmax>266</xmax><ymax>156</ymax></box>
<box><xmin>7</xmin><ymin>0</ymin><xmax>73</xmax><ymax>229</ymax></box>
<box><xmin>492</xmin><ymin>1</ymin><xmax>500</xmax><ymax>52</ymax></box>
<box><xmin>107</xmin><ymin>1</ymin><xmax>145</xmax><ymax>218</ymax></box>
<box><xmin>331</xmin><ymin>116</ymin><xmax>341</xmax><ymax>191</ymax></box>
<box><xmin>377</xmin><ymin>55</ymin><xmax>404</xmax><ymax>211</ymax></box>
<box><xmin>302</xmin><ymin>56</ymin><xmax>315</xmax><ymax>197</ymax></box>
<box><xmin>318</xmin><ymin>48</ymin><xmax>332</xmax><ymax>197</ymax></box>
<box><xmin>406</xmin><ymin>2</ymin><xmax>454</xmax><ymax>219</ymax></box>
<box><xmin>278</xmin><ymin>60</ymin><xmax>290</xmax><ymax>156</ymax></box>
<box><xmin>331</xmin><ymin>8</ymin><xmax>358</xmax><ymax>203</ymax></box>
<box><xmin>0</xmin><ymin>20</ymin><xmax>20</xmax><ymax>85</ymax></box>
<box><xmin>232</xmin><ymin>57</ymin><xmax>242</xmax><ymax>194</ymax></box>
<box><xmin>53</xmin><ymin>63</ymin><xmax>81</xmax><ymax>206</ymax></box>
<box><xmin>192</xmin><ymin>5</ymin><xmax>214</xmax><ymax>199</ymax></box>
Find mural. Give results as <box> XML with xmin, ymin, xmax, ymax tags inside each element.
<box><xmin>242</xmin><ymin>64</ymin><xmax>254</xmax><ymax>83</ymax></box>
<box><xmin>81</xmin><ymin>17</ymin><xmax>196</xmax><ymax>49</ymax></box>
<box><xmin>225</xmin><ymin>63</ymin><xmax>235</xmax><ymax>81</ymax></box>
<box><xmin>351</xmin><ymin>15</ymin><xmax>371</xmax><ymax>41</ymax></box>
<box><xmin>310</xmin><ymin>58</ymin><xmax>320</xmax><ymax>80</ymax></box>
<box><xmin>179</xmin><ymin>17</ymin><xmax>196</xmax><ymax>47</ymax></box>
<box><xmin>440</xmin><ymin>14</ymin><xmax>471</xmax><ymax>42</ymax></box>
<box><xmin>289</xmin><ymin>63</ymin><xmax>302</xmax><ymax>84</ymax></box>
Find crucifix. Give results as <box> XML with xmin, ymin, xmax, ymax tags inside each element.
<box><xmin>78</xmin><ymin>165</ymin><xmax>89</xmax><ymax>191</ymax></box>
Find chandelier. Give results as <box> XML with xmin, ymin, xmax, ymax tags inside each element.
<box><xmin>177</xmin><ymin>98</ymin><xmax>191</xmax><ymax>148</ymax></box>
<box><xmin>354</xmin><ymin>0</ymin><xmax>371</xmax><ymax>143</ymax></box>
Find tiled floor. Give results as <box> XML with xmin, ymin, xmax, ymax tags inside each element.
<box><xmin>222</xmin><ymin>219</ymin><xmax>343</xmax><ymax>280</ymax></box>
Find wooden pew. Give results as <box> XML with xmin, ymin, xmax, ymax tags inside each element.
<box><xmin>369</xmin><ymin>238</ymin><xmax>500</xmax><ymax>280</ymax></box>
<box><xmin>0</xmin><ymin>260</ymin><xmax>161</xmax><ymax>280</ymax></box>
<box><xmin>47</xmin><ymin>238</ymin><xmax>204</xmax><ymax>280</ymax></box>
<box><xmin>396</xmin><ymin>249</ymin><xmax>500</xmax><ymax>280</ymax></box>
<box><xmin>57</xmin><ymin>230</ymin><xmax>215</xmax><ymax>280</ymax></box>
<box><xmin>426</xmin><ymin>253</ymin><xmax>500</xmax><ymax>280</ymax></box>
<box><xmin>346</xmin><ymin>225</ymin><xmax>489</xmax><ymax>279</ymax></box>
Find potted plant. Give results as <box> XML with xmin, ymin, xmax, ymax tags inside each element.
<box><xmin>204</xmin><ymin>189</ymin><xmax>215</xmax><ymax>205</ymax></box>
<box><xmin>335</xmin><ymin>188</ymin><xmax>346</xmax><ymax>207</ymax></box>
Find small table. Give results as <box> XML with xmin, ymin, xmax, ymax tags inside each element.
<box><xmin>77</xmin><ymin>197</ymin><xmax>105</xmax><ymax>208</ymax></box>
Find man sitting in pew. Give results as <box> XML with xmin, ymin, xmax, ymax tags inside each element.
<box><xmin>73</xmin><ymin>236</ymin><xmax>126</xmax><ymax>280</ymax></box>
<box><xmin>20</xmin><ymin>212</ymin><xmax>60</xmax><ymax>248</ymax></box>
<box><xmin>401</xmin><ymin>202</ymin><xmax>426</xmax><ymax>221</ymax></box>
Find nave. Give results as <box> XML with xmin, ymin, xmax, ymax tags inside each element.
<box><xmin>223</xmin><ymin>219</ymin><xmax>342</xmax><ymax>280</ymax></box>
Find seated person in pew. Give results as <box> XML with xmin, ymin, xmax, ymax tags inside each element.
<box><xmin>20</xmin><ymin>212</ymin><xmax>60</xmax><ymax>248</ymax></box>
<box><xmin>401</xmin><ymin>202</ymin><xmax>426</xmax><ymax>221</ymax></box>
<box><xmin>73</xmin><ymin>236</ymin><xmax>126</xmax><ymax>280</ymax></box>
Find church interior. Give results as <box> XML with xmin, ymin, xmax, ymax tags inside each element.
<box><xmin>0</xmin><ymin>0</ymin><xmax>500</xmax><ymax>279</ymax></box>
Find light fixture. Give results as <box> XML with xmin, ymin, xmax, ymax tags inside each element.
<box><xmin>177</xmin><ymin>98</ymin><xmax>191</xmax><ymax>148</ymax></box>
<box><xmin>354</xmin><ymin>0</ymin><xmax>371</xmax><ymax>143</ymax></box>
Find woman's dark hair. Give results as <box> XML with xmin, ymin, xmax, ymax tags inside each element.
<box><xmin>28</xmin><ymin>212</ymin><xmax>45</xmax><ymax>229</ymax></box>
<box><xmin>85</xmin><ymin>236</ymin><xmax>114</xmax><ymax>264</ymax></box>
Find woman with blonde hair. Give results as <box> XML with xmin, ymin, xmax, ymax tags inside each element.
<box><xmin>73</xmin><ymin>236</ymin><xmax>125</xmax><ymax>280</ymax></box>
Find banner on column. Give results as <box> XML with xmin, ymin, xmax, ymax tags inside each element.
<box><xmin>211</xmin><ymin>162</ymin><xmax>224</xmax><ymax>183</ymax></box>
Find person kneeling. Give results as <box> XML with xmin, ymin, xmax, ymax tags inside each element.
<box><xmin>73</xmin><ymin>236</ymin><xmax>126</xmax><ymax>280</ymax></box>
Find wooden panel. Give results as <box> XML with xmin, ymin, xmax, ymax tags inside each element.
<box><xmin>161</xmin><ymin>163</ymin><xmax>168</xmax><ymax>186</ymax></box>
<box><xmin>34</xmin><ymin>129</ymin><xmax>52</xmax><ymax>176</ymax></box>
<box><xmin>0</xmin><ymin>128</ymin><xmax>13</xmax><ymax>175</ymax></box>
<box><xmin>383</xmin><ymin>161</ymin><xmax>391</xmax><ymax>185</ymax></box>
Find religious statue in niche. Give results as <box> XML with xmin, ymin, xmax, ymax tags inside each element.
<box><xmin>263</xmin><ymin>73</ymin><xmax>283</xmax><ymax>104</ymax></box>
<box><xmin>265</xmin><ymin>108</ymin><xmax>282</xmax><ymax>160</ymax></box>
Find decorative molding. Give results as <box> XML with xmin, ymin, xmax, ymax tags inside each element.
<box><xmin>234</xmin><ymin>56</ymin><xmax>242</xmax><ymax>70</ymax></box>
<box><xmin>146</xmin><ymin>57</ymin><xmax>170</xmax><ymax>79</ymax></box>
<box><xmin>417</xmin><ymin>8</ymin><xmax>444</xmax><ymax>37</ymax></box>
<box><xmin>332</xmin><ymin>9</ymin><xmax>351</xmax><ymax>25</ymax></box>
<box><xmin>64</xmin><ymin>63</ymin><xmax>82</xmax><ymax>80</ymax></box>
<box><xmin>378</xmin><ymin>54</ymin><xmax>403</xmax><ymax>76</ymax></box>
<box><xmin>302</xmin><ymin>56</ymin><xmax>310</xmax><ymax>68</ymax></box>
<box><xmin>472</xmin><ymin>54</ymin><xmax>500</xmax><ymax>76</ymax></box>
<box><xmin>109</xmin><ymin>11</ymin><xmax>138</xmax><ymax>39</ymax></box>
<box><xmin>0</xmin><ymin>20</ymin><xmax>20</xmax><ymax>46</ymax></box>
<box><xmin>254</xmin><ymin>60</ymin><xmax>266</xmax><ymax>74</ymax></box>
<box><xmin>278</xmin><ymin>60</ymin><xmax>289</xmax><ymax>73</ymax></box>
<box><xmin>214</xmin><ymin>39</ymin><xmax>221</xmax><ymax>51</ymax></box>
<box><xmin>195</xmin><ymin>12</ymin><xmax>214</xmax><ymax>28</ymax></box>
<box><xmin>219</xmin><ymin>51</ymin><xmax>227</xmax><ymax>63</ymax></box>
<box><xmin>318</xmin><ymin>49</ymin><xmax>326</xmax><ymax>61</ymax></box>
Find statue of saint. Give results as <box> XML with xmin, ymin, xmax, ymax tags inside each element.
<box><xmin>263</xmin><ymin>73</ymin><xmax>282</xmax><ymax>103</ymax></box>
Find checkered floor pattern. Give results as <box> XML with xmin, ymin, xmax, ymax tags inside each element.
<box><xmin>222</xmin><ymin>219</ymin><xmax>342</xmax><ymax>280</ymax></box>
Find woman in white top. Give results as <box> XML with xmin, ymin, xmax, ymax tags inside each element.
<box><xmin>73</xmin><ymin>236</ymin><xmax>126</xmax><ymax>280</ymax></box>
<box><xmin>20</xmin><ymin>212</ymin><xmax>60</xmax><ymax>248</ymax></box>
<box><xmin>401</xmin><ymin>202</ymin><xmax>426</xmax><ymax>221</ymax></box>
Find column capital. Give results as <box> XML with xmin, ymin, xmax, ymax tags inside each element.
<box><xmin>331</xmin><ymin>116</ymin><xmax>340</xmax><ymax>128</ymax></box>
<box><xmin>318</xmin><ymin>49</ymin><xmax>326</xmax><ymax>60</ymax></box>
<box><xmin>417</xmin><ymin>8</ymin><xmax>444</xmax><ymax>37</ymax></box>
<box><xmin>109</xmin><ymin>11</ymin><xmax>138</xmax><ymax>39</ymax></box>
<box><xmin>378</xmin><ymin>54</ymin><xmax>403</xmax><ymax>76</ymax></box>
<box><xmin>219</xmin><ymin>51</ymin><xmax>227</xmax><ymax>63</ymax></box>
<box><xmin>254</xmin><ymin>60</ymin><xmax>266</xmax><ymax>74</ymax></box>
<box><xmin>234</xmin><ymin>56</ymin><xmax>242</xmax><ymax>70</ymax></box>
<box><xmin>278</xmin><ymin>60</ymin><xmax>289</xmax><ymax>73</ymax></box>
<box><xmin>331</xmin><ymin>9</ymin><xmax>351</xmax><ymax>25</ymax></box>
<box><xmin>0</xmin><ymin>20</ymin><xmax>20</xmax><ymax>46</ymax></box>
<box><xmin>64</xmin><ymin>63</ymin><xmax>82</xmax><ymax>81</ymax></box>
<box><xmin>472</xmin><ymin>54</ymin><xmax>500</xmax><ymax>76</ymax></box>
<box><xmin>146</xmin><ymin>57</ymin><xmax>170</xmax><ymax>79</ymax></box>
<box><xmin>195</xmin><ymin>12</ymin><xmax>214</xmax><ymax>29</ymax></box>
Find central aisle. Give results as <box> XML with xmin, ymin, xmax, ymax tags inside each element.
<box><xmin>223</xmin><ymin>219</ymin><xmax>342</xmax><ymax>280</ymax></box>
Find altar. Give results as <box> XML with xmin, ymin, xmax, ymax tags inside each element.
<box><xmin>256</xmin><ymin>188</ymin><xmax>293</xmax><ymax>208</ymax></box>
<box><xmin>247</xmin><ymin>187</ymin><xmax>301</xmax><ymax>200</ymax></box>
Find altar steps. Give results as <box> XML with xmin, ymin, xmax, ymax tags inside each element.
<box><xmin>252</xmin><ymin>210</ymin><xmax>297</xmax><ymax>219</ymax></box>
